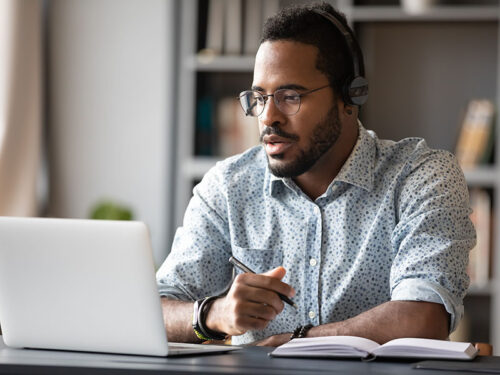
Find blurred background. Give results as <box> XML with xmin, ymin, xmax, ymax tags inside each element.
<box><xmin>1</xmin><ymin>0</ymin><xmax>174</xmax><ymax>268</ymax></box>
<box><xmin>0</xmin><ymin>0</ymin><xmax>499</xmax><ymax>350</ymax></box>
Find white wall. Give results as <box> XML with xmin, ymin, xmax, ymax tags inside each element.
<box><xmin>48</xmin><ymin>0</ymin><xmax>176</xmax><ymax>265</ymax></box>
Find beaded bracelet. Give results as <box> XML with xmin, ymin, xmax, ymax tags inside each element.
<box><xmin>290</xmin><ymin>324</ymin><xmax>313</xmax><ymax>340</ymax></box>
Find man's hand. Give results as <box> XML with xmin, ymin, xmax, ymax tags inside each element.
<box><xmin>205</xmin><ymin>266</ymin><xmax>295</xmax><ymax>336</ymax></box>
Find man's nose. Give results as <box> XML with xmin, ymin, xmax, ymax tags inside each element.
<box><xmin>259</xmin><ymin>96</ymin><xmax>285</xmax><ymax>127</ymax></box>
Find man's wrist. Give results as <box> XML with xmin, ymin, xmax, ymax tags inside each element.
<box><xmin>192</xmin><ymin>296</ymin><xmax>227</xmax><ymax>341</ymax></box>
<box><xmin>204</xmin><ymin>296</ymin><xmax>224</xmax><ymax>335</ymax></box>
<box><xmin>192</xmin><ymin>300</ymin><xmax>210</xmax><ymax>341</ymax></box>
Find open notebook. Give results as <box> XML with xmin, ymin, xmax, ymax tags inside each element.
<box><xmin>270</xmin><ymin>336</ymin><xmax>478</xmax><ymax>360</ymax></box>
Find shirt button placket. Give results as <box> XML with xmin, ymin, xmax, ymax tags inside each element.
<box><xmin>308</xmin><ymin>203</ymin><xmax>322</xmax><ymax>326</ymax></box>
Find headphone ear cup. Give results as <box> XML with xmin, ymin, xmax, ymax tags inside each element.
<box><xmin>341</xmin><ymin>78</ymin><xmax>354</xmax><ymax>105</ymax></box>
<box><xmin>311</xmin><ymin>9</ymin><xmax>369</xmax><ymax>106</ymax></box>
<box><xmin>347</xmin><ymin>76</ymin><xmax>369</xmax><ymax>106</ymax></box>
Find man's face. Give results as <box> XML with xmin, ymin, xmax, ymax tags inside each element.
<box><xmin>253</xmin><ymin>40</ymin><xmax>342</xmax><ymax>178</ymax></box>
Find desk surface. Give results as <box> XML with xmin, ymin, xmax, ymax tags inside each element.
<box><xmin>1</xmin><ymin>336</ymin><xmax>499</xmax><ymax>375</ymax></box>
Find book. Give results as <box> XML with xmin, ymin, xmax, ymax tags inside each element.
<box><xmin>455</xmin><ymin>99</ymin><xmax>495</xmax><ymax>169</ymax></box>
<box><xmin>467</xmin><ymin>188</ymin><xmax>492</xmax><ymax>288</ymax></box>
<box><xmin>195</xmin><ymin>96</ymin><xmax>216</xmax><ymax>156</ymax></box>
<box><xmin>243</xmin><ymin>0</ymin><xmax>262</xmax><ymax>55</ymax></box>
<box><xmin>223</xmin><ymin>0</ymin><xmax>242</xmax><ymax>55</ymax></box>
<box><xmin>270</xmin><ymin>336</ymin><xmax>478</xmax><ymax>360</ymax></box>
<box><xmin>216</xmin><ymin>97</ymin><xmax>260</xmax><ymax>157</ymax></box>
<box><xmin>205</xmin><ymin>0</ymin><xmax>224</xmax><ymax>54</ymax></box>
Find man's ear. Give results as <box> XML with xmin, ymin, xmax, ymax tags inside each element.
<box><xmin>337</xmin><ymin>98</ymin><xmax>357</xmax><ymax>121</ymax></box>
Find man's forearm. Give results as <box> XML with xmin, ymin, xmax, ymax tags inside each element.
<box><xmin>160</xmin><ymin>297</ymin><xmax>201</xmax><ymax>343</ymax></box>
<box><xmin>309</xmin><ymin>301</ymin><xmax>449</xmax><ymax>344</ymax></box>
<box><xmin>255</xmin><ymin>300</ymin><xmax>449</xmax><ymax>347</ymax></box>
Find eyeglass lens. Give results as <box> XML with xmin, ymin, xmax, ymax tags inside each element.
<box><xmin>239</xmin><ymin>89</ymin><xmax>301</xmax><ymax>117</ymax></box>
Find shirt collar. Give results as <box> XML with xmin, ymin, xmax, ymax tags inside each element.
<box><xmin>334</xmin><ymin>121</ymin><xmax>375</xmax><ymax>192</ymax></box>
<box><xmin>265</xmin><ymin>165</ymin><xmax>288</xmax><ymax>197</ymax></box>
<box><xmin>265</xmin><ymin>164</ymin><xmax>295</xmax><ymax>197</ymax></box>
<box><xmin>265</xmin><ymin>121</ymin><xmax>376</xmax><ymax>197</ymax></box>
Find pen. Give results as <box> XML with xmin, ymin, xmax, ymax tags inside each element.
<box><xmin>229</xmin><ymin>256</ymin><xmax>298</xmax><ymax>309</ymax></box>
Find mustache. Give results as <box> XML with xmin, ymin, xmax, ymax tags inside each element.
<box><xmin>259</xmin><ymin>126</ymin><xmax>299</xmax><ymax>143</ymax></box>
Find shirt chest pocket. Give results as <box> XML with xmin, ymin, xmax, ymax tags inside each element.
<box><xmin>231</xmin><ymin>245</ymin><xmax>283</xmax><ymax>274</ymax></box>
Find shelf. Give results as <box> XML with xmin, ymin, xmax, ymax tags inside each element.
<box><xmin>187</xmin><ymin>55</ymin><xmax>255</xmax><ymax>72</ymax></box>
<box><xmin>351</xmin><ymin>6</ymin><xmax>499</xmax><ymax>22</ymax></box>
<box><xmin>464</xmin><ymin>166</ymin><xmax>500</xmax><ymax>187</ymax></box>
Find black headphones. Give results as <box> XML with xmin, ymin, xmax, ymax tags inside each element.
<box><xmin>312</xmin><ymin>9</ymin><xmax>369</xmax><ymax>106</ymax></box>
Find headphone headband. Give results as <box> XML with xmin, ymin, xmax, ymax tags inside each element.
<box><xmin>312</xmin><ymin>8</ymin><xmax>368</xmax><ymax>106</ymax></box>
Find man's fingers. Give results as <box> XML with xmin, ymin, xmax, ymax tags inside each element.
<box><xmin>234</xmin><ymin>272</ymin><xmax>295</xmax><ymax>299</ymax></box>
<box><xmin>207</xmin><ymin>294</ymin><xmax>274</xmax><ymax>336</ymax></box>
<box><xmin>262</xmin><ymin>266</ymin><xmax>286</xmax><ymax>280</ymax></box>
<box><xmin>231</xmin><ymin>283</ymin><xmax>285</xmax><ymax>314</ymax></box>
<box><xmin>261</xmin><ymin>267</ymin><xmax>296</xmax><ymax>297</ymax></box>
<box><xmin>213</xmin><ymin>267</ymin><xmax>296</xmax><ymax>336</ymax></box>
<box><xmin>232</xmin><ymin>300</ymin><xmax>279</xmax><ymax>323</ymax></box>
<box><xmin>232</xmin><ymin>313</ymin><xmax>270</xmax><ymax>332</ymax></box>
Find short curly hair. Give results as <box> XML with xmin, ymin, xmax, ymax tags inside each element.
<box><xmin>261</xmin><ymin>2</ymin><xmax>362</xmax><ymax>103</ymax></box>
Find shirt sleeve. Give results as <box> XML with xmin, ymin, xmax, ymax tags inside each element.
<box><xmin>390</xmin><ymin>147</ymin><xmax>476</xmax><ymax>333</ymax></box>
<box><xmin>156</xmin><ymin>164</ymin><xmax>234</xmax><ymax>301</ymax></box>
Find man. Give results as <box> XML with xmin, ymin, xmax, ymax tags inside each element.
<box><xmin>156</xmin><ymin>2</ymin><xmax>475</xmax><ymax>346</ymax></box>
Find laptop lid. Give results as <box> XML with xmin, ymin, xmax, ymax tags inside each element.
<box><xmin>0</xmin><ymin>217</ymin><xmax>169</xmax><ymax>356</ymax></box>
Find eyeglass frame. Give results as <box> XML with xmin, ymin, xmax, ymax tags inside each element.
<box><xmin>237</xmin><ymin>84</ymin><xmax>332</xmax><ymax>117</ymax></box>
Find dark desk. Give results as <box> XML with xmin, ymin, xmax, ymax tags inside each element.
<box><xmin>1</xmin><ymin>336</ymin><xmax>499</xmax><ymax>374</ymax></box>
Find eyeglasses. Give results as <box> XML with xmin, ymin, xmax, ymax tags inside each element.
<box><xmin>237</xmin><ymin>84</ymin><xmax>331</xmax><ymax>117</ymax></box>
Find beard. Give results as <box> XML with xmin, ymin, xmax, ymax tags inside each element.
<box><xmin>261</xmin><ymin>105</ymin><xmax>342</xmax><ymax>178</ymax></box>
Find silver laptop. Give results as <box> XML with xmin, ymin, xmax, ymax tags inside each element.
<box><xmin>0</xmin><ymin>217</ymin><xmax>239</xmax><ymax>357</ymax></box>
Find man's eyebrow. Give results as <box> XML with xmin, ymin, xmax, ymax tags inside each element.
<box><xmin>251</xmin><ymin>84</ymin><xmax>309</xmax><ymax>92</ymax></box>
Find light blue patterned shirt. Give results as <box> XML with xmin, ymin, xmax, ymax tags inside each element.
<box><xmin>157</xmin><ymin>124</ymin><xmax>475</xmax><ymax>345</ymax></box>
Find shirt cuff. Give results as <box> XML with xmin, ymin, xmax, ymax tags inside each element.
<box><xmin>157</xmin><ymin>284</ymin><xmax>195</xmax><ymax>302</ymax></box>
<box><xmin>391</xmin><ymin>278</ymin><xmax>464</xmax><ymax>333</ymax></box>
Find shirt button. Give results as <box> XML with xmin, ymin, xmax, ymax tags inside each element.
<box><xmin>309</xmin><ymin>258</ymin><xmax>317</xmax><ymax>267</ymax></box>
<box><xmin>308</xmin><ymin>311</ymin><xmax>316</xmax><ymax>319</ymax></box>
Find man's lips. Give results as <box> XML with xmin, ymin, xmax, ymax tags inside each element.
<box><xmin>263</xmin><ymin>135</ymin><xmax>294</xmax><ymax>155</ymax></box>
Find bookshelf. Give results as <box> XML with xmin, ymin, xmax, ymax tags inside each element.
<box><xmin>174</xmin><ymin>0</ymin><xmax>500</xmax><ymax>351</ymax></box>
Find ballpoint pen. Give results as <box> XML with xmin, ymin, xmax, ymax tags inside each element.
<box><xmin>229</xmin><ymin>256</ymin><xmax>298</xmax><ymax>309</ymax></box>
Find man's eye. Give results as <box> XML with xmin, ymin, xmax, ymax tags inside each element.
<box><xmin>284</xmin><ymin>95</ymin><xmax>299</xmax><ymax>102</ymax></box>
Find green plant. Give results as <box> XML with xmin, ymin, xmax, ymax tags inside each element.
<box><xmin>90</xmin><ymin>201</ymin><xmax>133</xmax><ymax>221</ymax></box>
